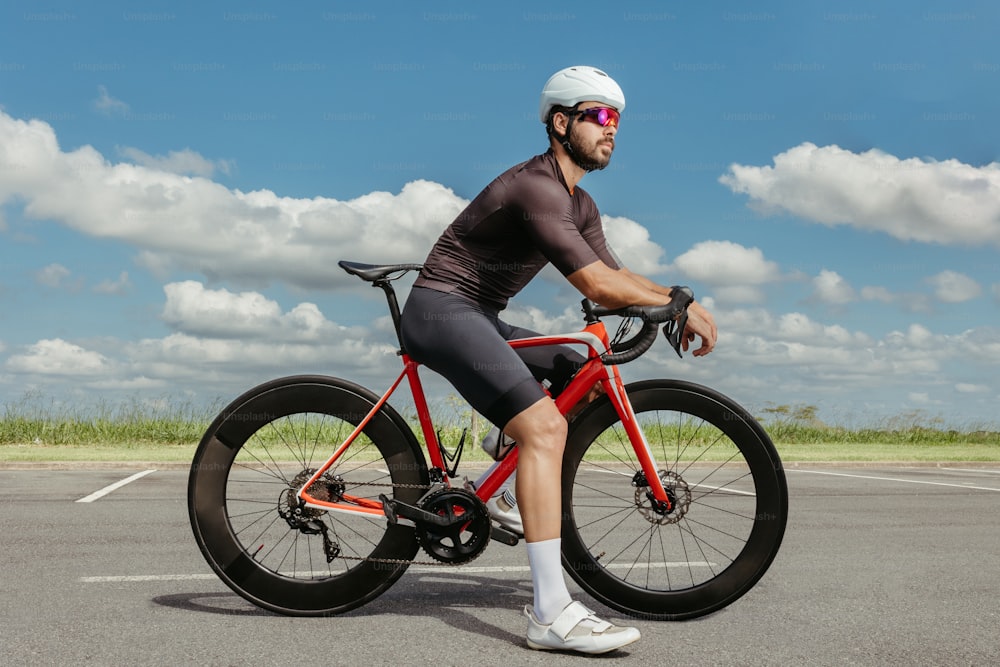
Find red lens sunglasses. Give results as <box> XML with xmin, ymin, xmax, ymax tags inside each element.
<box><xmin>570</xmin><ymin>106</ymin><xmax>620</xmax><ymax>128</ymax></box>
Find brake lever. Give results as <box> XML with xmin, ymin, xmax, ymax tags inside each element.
<box><xmin>663</xmin><ymin>310</ymin><xmax>689</xmax><ymax>358</ymax></box>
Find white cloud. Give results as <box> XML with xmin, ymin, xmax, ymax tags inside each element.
<box><xmin>87</xmin><ymin>376</ymin><xmax>166</xmax><ymax>390</ymax></box>
<box><xmin>36</xmin><ymin>263</ymin><xmax>71</xmax><ymax>288</ymax></box>
<box><xmin>161</xmin><ymin>281</ymin><xmax>352</xmax><ymax>342</ymax></box>
<box><xmin>116</xmin><ymin>146</ymin><xmax>233</xmax><ymax>177</ymax></box>
<box><xmin>908</xmin><ymin>392</ymin><xmax>935</xmax><ymax>405</ymax></box>
<box><xmin>602</xmin><ymin>215</ymin><xmax>669</xmax><ymax>275</ymax></box>
<box><xmin>0</xmin><ymin>110</ymin><xmax>467</xmax><ymax>290</ymax></box>
<box><xmin>5</xmin><ymin>339</ymin><xmax>111</xmax><ymax>376</ymax></box>
<box><xmin>812</xmin><ymin>269</ymin><xmax>856</xmax><ymax>304</ymax></box>
<box><xmin>690</xmin><ymin>310</ymin><xmax>1000</xmax><ymax>426</ymax></box>
<box><xmin>669</xmin><ymin>240</ymin><xmax>780</xmax><ymax>303</ymax></box>
<box><xmin>720</xmin><ymin>142</ymin><xmax>1000</xmax><ymax>247</ymax></box>
<box><xmin>94</xmin><ymin>85</ymin><xmax>129</xmax><ymax>116</ymax></box>
<box><xmin>0</xmin><ymin>110</ymin><xmax>678</xmax><ymax>294</ymax></box>
<box><xmin>124</xmin><ymin>330</ymin><xmax>396</xmax><ymax>389</ymax></box>
<box><xmin>501</xmin><ymin>302</ymin><xmax>587</xmax><ymax>337</ymax></box>
<box><xmin>3</xmin><ymin>289</ymin><xmax>998</xmax><ymax>425</ymax></box>
<box><xmin>925</xmin><ymin>270</ymin><xmax>982</xmax><ymax>303</ymax></box>
<box><xmin>718</xmin><ymin>308</ymin><xmax>871</xmax><ymax>352</ymax></box>
<box><xmin>860</xmin><ymin>285</ymin><xmax>894</xmax><ymax>303</ymax></box>
<box><xmin>964</xmin><ymin>327</ymin><xmax>1000</xmax><ymax>364</ymax></box>
<box><xmin>93</xmin><ymin>271</ymin><xmax>131</xmax><ymax>295</ymax></box>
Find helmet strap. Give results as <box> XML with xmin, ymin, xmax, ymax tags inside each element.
<box><xmin>556</xmin><ymin>104</ymin><xmax>580</xmax><ymax>158</ymax></box>
<box><xmin>549</xmin><ymin>104</ymin><xmax>606</xmax><ymax>173</ymax></box>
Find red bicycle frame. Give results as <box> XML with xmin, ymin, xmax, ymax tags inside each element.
<box><xmin>297</xmin><ymin>318</ymin><xmax>672</xmax><ymax>516</ymax></box>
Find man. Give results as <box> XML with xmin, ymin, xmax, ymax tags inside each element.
<box><xmin>400</xmin><ymin>65</ymin><xmax>717</xmax><ymax>654</ymax></box>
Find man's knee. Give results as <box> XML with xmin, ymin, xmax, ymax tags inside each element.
<box><xmin>504</xmin><ymin>400</ymin><xmax>567</xmax><ymax>453</ymax></box>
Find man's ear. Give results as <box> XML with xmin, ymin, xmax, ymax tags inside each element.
<box><xmin>550</xmin><ymin>111</ymin><xmax>569</xmax><ymax>138</ymax></box>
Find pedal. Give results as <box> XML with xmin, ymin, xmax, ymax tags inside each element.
<box><xmin>490</xmin><ymin>524</ymin><xmax>520</xmax><ymax>546</ymax></box>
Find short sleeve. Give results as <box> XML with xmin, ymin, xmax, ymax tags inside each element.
<box><xmin>510</xmin><ymin>175</ymin><xmax>616</xmax><ymax>276</ymax></box>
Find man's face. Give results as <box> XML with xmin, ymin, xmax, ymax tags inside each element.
<box><xmin>566</xmin><ymin>101</ymin><xmax>619</xmax><ymax>172</ymax></box>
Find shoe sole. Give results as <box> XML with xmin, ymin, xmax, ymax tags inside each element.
<box><xmin>526</xmin><ymin>634</ymin><xmax>640</xmax><ymax>654</ymax></box>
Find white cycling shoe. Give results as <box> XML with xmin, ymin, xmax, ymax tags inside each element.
<box><xmin>486</xmin><ymin>488</ymin><xmax>523</xmax><ymax>535</ymax></box>
<box><xmin>525</xmin><ymin>601</ymin><xmax>640</xmax><ymax>654</ymax></box>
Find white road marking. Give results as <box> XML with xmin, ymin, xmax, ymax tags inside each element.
<box><xmin>587</xmin><ymin>466</ymin><xmax>756</xmax><ymax>496</ymax></box>
<box><xmin>586</xmin><ymin>467</ymin><xmax>632</xmax><ymax>477</ymax></box>
<box><xmin>789</xmin><ymin>469</ymin><xmax>1000</xmax><ymax>492</ymax></box>
<box><xmin>80</xmin><ymin>561</ymin><xmax>717</xmax><ymax>583</ymax></box>
<box><xmin>939</xmin><ymin>467</ymin><xmax>1000</xmax><ymax>475</ymax></box>
<box><xmin>81</xmin><ymin>574</ymin><xmax>218</xmax><ymax>582</ymax></box>
<box><xmin>75</xmin><ymin>469</ymin><xmax>157</xmax><ymax>503</ymax></box>
<box><xmin>691</xmin><ymin>483</ymin><xmax>756</xmax><ymax>497</ymax></box>
<box><xmin>416</xmin><ymin>562</ymin><xmax>715</xmax><ymax>574</ymax></box>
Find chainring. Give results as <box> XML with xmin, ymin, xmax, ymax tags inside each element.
<box><xmin>415</xmin><ymin>488</ymin><xmax>491</xmax><ymax>564</ymax></box>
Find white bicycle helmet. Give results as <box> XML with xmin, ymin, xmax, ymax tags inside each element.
<box><xmin>539</xmin><ymin>65</ymin><xmax>626</xmax><ymax>123</ymax></box>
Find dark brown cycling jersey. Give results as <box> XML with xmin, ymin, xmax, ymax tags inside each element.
<box><xmin>414</xmin><ymin>149</ymin><xmax>621</xmax><ymax>310</ymax></box>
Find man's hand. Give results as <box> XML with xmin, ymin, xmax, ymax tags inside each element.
<box><xmin>568</xmin><ymin>262</ymin><xmax>719</xmax><ymax>356</ymax></box>
<box><xmin>681</xmin><ymin>301</ymin><xmax>717</xmax><ymax>357</ymax></box>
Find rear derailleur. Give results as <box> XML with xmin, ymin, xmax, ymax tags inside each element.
<box><xmin>278</xmin><ymin>470</ymin><xmax>345</xmax><ymax>563</ymax></box>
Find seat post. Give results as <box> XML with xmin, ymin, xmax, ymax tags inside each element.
<box><xmin>373</xmin><ymin>279</ymin><xmax>406</xmax><ymax>352</ymax></box>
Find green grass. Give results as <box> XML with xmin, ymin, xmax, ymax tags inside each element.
<box><xmin>0</xmin><ymin>395</ymin><xmax>210</xmax><ymax>464</ymax></box>
<box><xmin>0</xmin><ymin>396</ymin><xmax>997</xmax><ymax>465</ymax></box>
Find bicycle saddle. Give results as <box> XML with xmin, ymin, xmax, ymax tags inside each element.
<box><xmin>339</xmin><ymin>260</ymin><xmax>423</xmax><ymax>282</ymax></box>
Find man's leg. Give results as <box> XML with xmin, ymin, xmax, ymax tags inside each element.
<box><xmin>504</xmin><ymin>397</ymin><xmax>641</xmax><ymax>653</ymax></box>
<box><xmin>503</xmin><ymin>397</ymin><xmax>567</xmax><ymax>543</ymax></box>
<box><xmin>475</xmin><ymin>381</ymin><xmax>603</xmax><ymax>532</ymax></box>
<box><xmin>502</xmin><ymin>397</ymin><xmax>571</xmax><ymax>620</ymax></box>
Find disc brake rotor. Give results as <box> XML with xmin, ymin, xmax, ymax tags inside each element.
<box><xmin>636</xmin><ymin>470</ymin><xmax>692</xmax><ymax>525</ymax></box>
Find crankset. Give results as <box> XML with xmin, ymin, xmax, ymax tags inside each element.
<box><xmin>407</xmin><ymin>488</ymin><xmax>492</xmax><ymax>564</ymax></box>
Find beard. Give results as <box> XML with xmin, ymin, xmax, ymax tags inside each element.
<box><xmin>564</xmin><ymin>124</ymin><xmax>614</xmax><ymax>172</ymax></box>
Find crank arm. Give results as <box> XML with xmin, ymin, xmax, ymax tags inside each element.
<box><xmin>490</xmin><ymin>524</ymin><xmax>520</xmax><ymax>546</ymax></box>
<box><xmin>379</xmin><ymin>494</ymin><xmax>462</xmax><ymax>527</ymax></box>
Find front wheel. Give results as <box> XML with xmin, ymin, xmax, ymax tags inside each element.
<box><xmin>188</xmin><ymin>375</ymin><xmax>428</xmax><ymax>616</ymax></box>
<box><xmin>561</xmin><ymin>379</ymin><xmax>788</xmax><ymax>620</ymax></box>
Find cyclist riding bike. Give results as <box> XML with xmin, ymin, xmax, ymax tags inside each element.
<box><xmin>399</xmin><ymin>65</ymin><xmax>718</xmax><ymax>654</ymax></box>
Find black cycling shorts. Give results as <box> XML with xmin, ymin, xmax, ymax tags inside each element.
<box><xmin>399</xmin><ymin>286</ymin><xmax>585</xmax><ymax>429</ymax></box>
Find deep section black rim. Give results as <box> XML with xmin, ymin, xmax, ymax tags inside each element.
<box><xmin>562</xmin><ymin>380</ymin><xmax>787</xmax><ymax>620</ymax></box>
<box><xmin>189</xmin><ymin>377</ymin><xmax>426</xmax><ymax>615</ymax></box>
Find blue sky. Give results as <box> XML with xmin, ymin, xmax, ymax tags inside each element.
<box><xmin>1</xmin><ymin>0</ymin><xmax>998</xmax><ymax>427</ymax></box>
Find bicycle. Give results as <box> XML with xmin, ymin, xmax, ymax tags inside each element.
<box><xmin>188</xmin><ymin>260</ymin><xmax>788</xmax><ymax>620</ymax></box>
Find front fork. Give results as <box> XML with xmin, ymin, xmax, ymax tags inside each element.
<box><xmin>564</xmin><ymin>361</ymin><xmax>673</xmax><ymax>513</ymax></box>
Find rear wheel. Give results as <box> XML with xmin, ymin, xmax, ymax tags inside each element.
<box><xmin>188</xmin><ymin>375</ymin><xmax>428</xmax><ymax>616</ymax></box>
<box><xmin>561</xmin><ymin>379</ymin><xmax>787</xmax><ymax>620</ymax></box>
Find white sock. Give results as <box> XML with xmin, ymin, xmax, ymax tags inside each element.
<box><xmin>526</xmin><ymin>538</ymin><xmax>572</xmax><ymax>624</ymax></box>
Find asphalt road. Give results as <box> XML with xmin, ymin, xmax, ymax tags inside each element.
<box><xmin>2</xmin><ymin>464</ymin><xmax>999</xmax><ymax>666</ymax></box>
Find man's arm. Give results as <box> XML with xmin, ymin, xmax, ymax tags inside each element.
<box><xmin>566</xmin><ymin>260</ymin><xmax>668</xmax><ymax>308</ymax></box>
<box><xmin>618</xmin><ymin>267</ymin><xmax>676</xmax><ymax>297</ymax></box>
<box><xmin>567</xmin><ymin>261</ymin><xmax>718</xmax><ymax>357</ymax></box>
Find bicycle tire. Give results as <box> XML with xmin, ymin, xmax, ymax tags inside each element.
<box><xmin>188</xmin><ymin>375</ymin><xmax>428</xmax><ymax>616</ymax></box>
<box><xmin>561</xmin><ymin>379</ymin><xmax>787</xmax><ymax>621</ymax></box>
